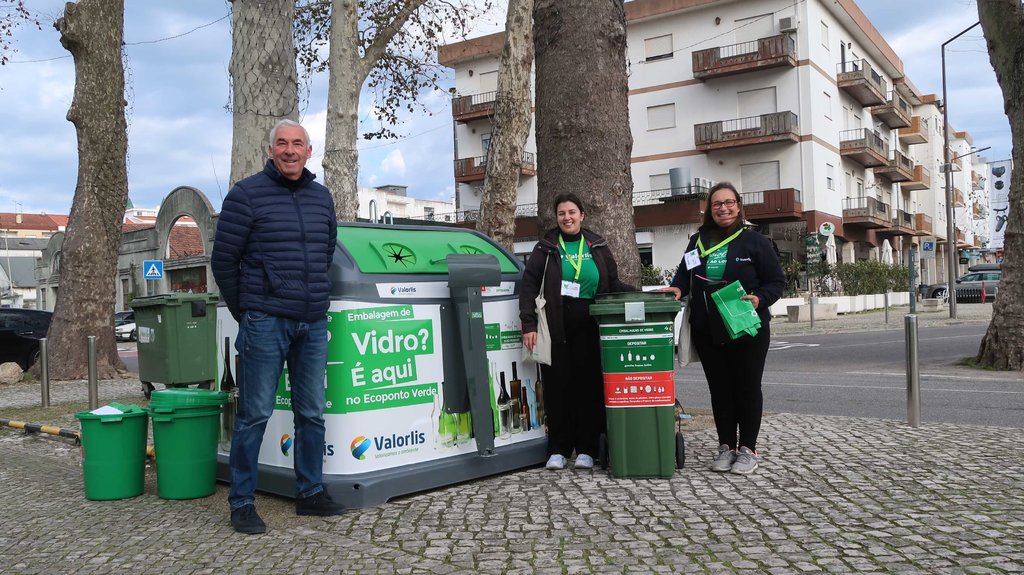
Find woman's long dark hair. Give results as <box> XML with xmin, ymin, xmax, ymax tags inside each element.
<box><xmin>552</xmin><ymin>192</ymin><xmax>585</xmax><ymax>215</ymax></box>
<box><xmin>702</xmin><ymin>182</ymin><xmax>746</xmax><ymax>234</ymax></box>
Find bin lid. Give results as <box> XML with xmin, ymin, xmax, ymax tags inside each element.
<box><xmin>130</xmin><ymin>293</ymin><xmax>219</xmax><ymax>309</ymax></box>
<box><xmin>337</xmin><ymin>225</ymin><xmax>519</xmax><ymax>275</ymax></box>
<box><xmin>149</xmin><ymin>388</ymin><xmax>227</xmax><ymax>407</ymax></box>
<box><xmin>75</xmin><ymin>403</ymin><xmax>146</xmax><ymax>421</ymax></box>
<box><xmin>590</xmin><ymin>291</ymin><xmax>681</xmax><ymax>317</ymax></box>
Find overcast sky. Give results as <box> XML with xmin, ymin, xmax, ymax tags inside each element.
<box><xmin>0</xmin><ymin>0</ymin><xmax>1006</xmax><ymax>218</ymax></box>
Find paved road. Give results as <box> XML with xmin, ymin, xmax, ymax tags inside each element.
<box><xmin>678</xmin><ymin>323</ymin><xmax>1024</xmax><ymax>427</ymax></box>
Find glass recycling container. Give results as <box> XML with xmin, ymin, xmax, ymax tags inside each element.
<box><xmin>215</xmin><ymin>223</ymin><xmax>547</xmax><ymax>508</ymax></box>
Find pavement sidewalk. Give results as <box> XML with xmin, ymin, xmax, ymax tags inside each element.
<box><xmin>2</xmin><ymin>304</ymin><xmax>1020</xmax><ymax>574</ymax></box>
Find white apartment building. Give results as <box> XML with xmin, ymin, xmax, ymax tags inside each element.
<box><xmin>439</xmin><ymin>0</ymin><xmax>989</xmax><ymax>284</ymax></box>
<box><xmin>357</xmin><ymin>185</ymin><xmax>457</xmax><ymax>224</ymax></box>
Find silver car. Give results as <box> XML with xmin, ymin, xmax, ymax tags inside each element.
<box><xmin>926</xmin><ymin>270</ymin><xmax>1001</xmax><ymax>301</ymax></box>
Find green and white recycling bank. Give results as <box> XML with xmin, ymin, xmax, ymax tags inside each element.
<box><xmin>216</xmin><ymin>223</ymin><xmax>546</xmax><ymax>508</ymax></box>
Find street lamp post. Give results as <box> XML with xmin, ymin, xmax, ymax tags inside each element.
<box><xmin>941</xmin><ymin>21</ymin><xmax>980</xmax><ymax>319</ymax></box>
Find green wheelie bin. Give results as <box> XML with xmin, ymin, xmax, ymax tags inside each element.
<box><xmin>590</xmin><ymin>291</ymin><xmax>683</xmax><ymax>478</ymax></box>
<box><xmin>131</xmin><ymin>293</ymin><xmax>219</xmax><ymax>398</ymax></box>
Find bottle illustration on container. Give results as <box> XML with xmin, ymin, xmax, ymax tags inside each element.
<box><xmin>525</xmin><ymin>377</ymin><xmax>539</xmax><ymax>429</ymax></box>
<box><xmin>437</xmin><ymin>401</ymin><xmax>456</xmax><ymax>448</ymax></box>
<box><xmin>509</xmin><ymin>362</ymin><xmax>522</xmax><ymax>433</ymax></box>
<box><xmin>497</xmin><ymin>371</ymin><xmax>512</xmax><ymax>439</ymax></box>
<box><xmin>489</xmin><ymin>361</ymin><xmax>499</xmax><ymax>434</ymax></box>
<box><xmin>535</xmin><ymin>363</ymin><xmax>546</xmax><ymax>429</ymax></box>
<box><xmin>520</xmin><ymin>384</ymin><xmax>530</xmax><ymax>431</ymax></box>
<box><xmin>220</xmin><ymin>336</ymin><xmax>237</xmax><ymax>449</ymax></box>
<box><xmin>455</xmin><ymin>410</ymin><xmax>473</xmax><ymax>445</ymax></box>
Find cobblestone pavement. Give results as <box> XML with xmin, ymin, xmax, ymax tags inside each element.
<box><xmin>3</xmin><ymin>305</ymin><xmax>1021</xmax><ymax>575</ymax></box>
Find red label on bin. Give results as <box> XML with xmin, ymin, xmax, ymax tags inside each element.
<box><xmin>603</xmin><ymin>371</ymin><xmax>674</xmax><ymax>407</ymax></box>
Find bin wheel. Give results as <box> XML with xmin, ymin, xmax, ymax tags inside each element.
<box><xmin>598</xmin><ymin>432</ymin><xmax>609</xmax><ymax>470</ymax></box>
<box><xmin>675</xmin><ymin>432</ymin><xmax>685</xmax><ymax>469</ymax></box>
<box><xmin>142</xmin><ymin>381</ymin><xmax>155</xmax><ymax>399</ymax></box>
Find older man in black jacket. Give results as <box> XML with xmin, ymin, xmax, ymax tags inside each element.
<box><xmin>212</xmin><ymin>119</ymin><xmax>341</xmax><ymax>534</ymax></box>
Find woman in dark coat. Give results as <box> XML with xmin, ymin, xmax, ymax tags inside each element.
<box><xmin>663</xmin><ymin>182</ymin><xmax>785</xmax><ymax>475</ymax></box>
<box><xmin>520</xmin><ymin>193</ymin><xmax>635</xmax><ymax>470</ymax></box>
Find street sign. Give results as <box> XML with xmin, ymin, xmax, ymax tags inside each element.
<box><xmin>143</xmin><ymin>260</ymin><xmax>164</xmax><ymax>280</ymax></box>
<box><xmin>805</xmin><ymin>234</ymin><xmax>821</xmax><ymax>263</ymax></box>
<box><xmin>920</xmin><ymin>240</ymin><xmax>935</xmax><ymax>260</ymax></box>
<box><xmin>818</xmin><ymin>222</ymin><xmax>835</xmax><ymax>236</ymax></box>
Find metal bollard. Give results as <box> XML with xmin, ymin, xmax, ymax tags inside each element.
<box><xmin>40</xmin><ymin>338</ymin><xmax>50</xmax><ymax>408</ymax></box>
<box><xmin>87</xmin><ymin>335</ymin><xmax>98</xmax><ymax>410</ymax></box>
<box><xmin>884</xmin><ymin>291</ymin><xmax>890</xmax><ymax>324</ymax></box>
<box><xmin>904</xmin><ymin>314</ymin><xmax>921</xmax><ymax>427</ymax></box>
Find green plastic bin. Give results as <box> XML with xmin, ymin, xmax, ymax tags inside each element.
<box><xmin>148</xmin><ymin>388</ymin><xmax>228</xmax><ymax>413</ymax></box>
<box><xmin>149</xmin><ymin>406</ymin><xmax>223</xmax><ymax>500</ymax></box>
<box><xmin>590</xmin><ymin>292</ymin><xmax>681</xmax><ymax>478</ymax></box>
<box><xmin>75</xmin><ymin>403</ymin><xmax>149</xmax><ymax>500</ymax></box>
<box><xmin>131</xmin><ymin>293</ymin><xmax>219</xmax><ymax>390</ymax></box>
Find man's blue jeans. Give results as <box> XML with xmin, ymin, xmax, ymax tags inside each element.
<box><xmin>228</xmin><ymin>311</ymin><xmax>328</xmax><ymax>511</ymax></box>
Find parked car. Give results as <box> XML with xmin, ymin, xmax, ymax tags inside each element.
<box><xmin>0</xmin><ymin>308</ymin><xmax>53</xmax><ymax>370</ymax></box>
<box><xmin>115</xmin><ymin>310</ymin><xmax>134</xmax><ymax>324</ymax></box>
<box><xmin>924</xmin><ymin>269</ymin><xmax>1002</xmax><ymax>301</ymax></box>
<box><xmin>115</xmin><ymin>320</ymin><xmax>137</xmax><ymax>342</ymax></box>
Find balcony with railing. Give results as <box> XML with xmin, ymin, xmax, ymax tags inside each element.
<box><xmin>882</xmin><ymin>209</ymin><xmax>916</xmax><ymax>236</ymax></box>
<box><xmin>691</xmin><ymin>34</ymin><xmax>797</xmax><ymax>80</ymax></box>
<box><xmin>451</xmin><ymin>91</ymin><xmax>497</xmax><ymax>123</ymax></box>
<box><xmin>972</xmin><ymin>171</ymin><xmax>984</xmax><ymax>190</ymax></box>
<box><xmin>870</xmin><ymin>90</ymin><xmax>912</xmax><ymax>129</ymax></box>
<box><xmin>836</xmin><ymin>59</ymin><xmax>887</xmax><ymax>106</ymax></box>
<box><xmin>740</xmin><ymin>188</ymin><xmax>803</xmax><ymax>221</ymax></box>
<box><xmin>634</xmin><ymin>183</ymin><xmax>713</xmax><ymax>227</ymax></box>
<box><xmin>902</xmin><ymin>165</ymin><xmax>931</xmax><ymax>191</ymax></box>
<box><xmin>873</xmin><ymin>150</ymin><xmax>915</xmax><ymax>182</ymax></box>
<box><xmin>694</xmin><ymin>111</ymin><xmax>799</xmax><ymax>151</ymax></box>
<box><xmin>898</xmin><ymin>115</ymin><xmax>929</xmax><ymax>145</ymax></box>
<box><xmin>914</xmin><ymin>213</ymin><xmax>933</xmax><ymax>235</ymax></box>
<box><xmin>454</xmin><ymin>151</ymin><xmax>537</xmax><ymax>183</ymax></box>
<box><xmin>954</xmin><ymin>187</ymin><xmax>965</xmax><ymax>206</ymax></box>
<box><xmin>840</xmin><ymin>128</ymin><xmax>889</xmax><ymax>167</ymax></box>
<box><xmin>842</xmin><ymin>196</ymin><xmax>890</xmax><ymax>228</ymax></box>
<box><xmin>956</xmin><ymin>229</ymin><xmax>966</xmax><ymax>245</ymax></box>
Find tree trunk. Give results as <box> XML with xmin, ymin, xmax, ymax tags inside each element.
<box><xmin>533</xmin><ymin>0</ymin><xmax>639</xmax><ymax>285</ymax></box>
<box><xmin>47</xmin><ymin>0</ymin><xmax>128</xmax><ymax>380</ymax></box>
<box><xmin>321</xmin><ymin>0</ymin><xmax>430</xmax><ymax>221</ymax></box>
<box><xmin>478</xmin><ymin>0</ymin><xmax>534</xmax><ymax>252</ymax></box>
<box><xmin>976</xmin><ymin>0</ymin><xmax>1024</xmax><ymax>370</ymax></box>
<box><xmin>322</xmin><ymin>0</ymin><xmax>361</xmax><ymax>221</ymax></box>
<box><xmin>228</xmin><ymin>0</ymin><xmax>298</xmax><ymax>187</ymax></box>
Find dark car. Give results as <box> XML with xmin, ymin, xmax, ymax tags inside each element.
<box><xmin>0</xmin><ymin>308</ymin><xmax>53</xmax><ymax>370</ymax></box>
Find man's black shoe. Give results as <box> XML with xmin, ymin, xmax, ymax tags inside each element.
<box><xmin>296</xmin><ymin>490</ymin><xmax>346</xmax><ymax>516</ymax></box>
<box><xmin>231</xmin><ymin>504</ymin><xmax>267</xmax><ymax>534</ymax></box>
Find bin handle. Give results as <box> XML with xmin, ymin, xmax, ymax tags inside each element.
<box><xmin>150</xmin><ymin>414</ymin><xmax>176</xmax><ymax>423</ymax></box>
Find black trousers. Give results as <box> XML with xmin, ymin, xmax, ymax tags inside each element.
<box><xmin>692</xmin><ymin>324</ymin><xmax>770</xmax><ymax>451</ymax></box>
<box><xmin>541</xmin><ymin>297</ymin><xmax>605</xmax><ymax>458</ymax></box>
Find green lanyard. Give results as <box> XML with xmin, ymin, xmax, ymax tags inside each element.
<box><xmin>696</xmin><ymin>228</ymin><xmax>744</xmax><ymax>258</ymax></box>
<box><xmin>558</xmin><ymin>235</ymin><xmax>585</xmax><ymax>281</ymax></box>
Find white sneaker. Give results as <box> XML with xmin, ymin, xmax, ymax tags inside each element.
<box><xmin>574</xmin><ymin>454</ymin><xmax>594</xmax><ymax>469</ymax></box>
<box><xmin>545</xmin><ymin>454</ymin><xmax>567</xmax><ymax>470</ymax></box>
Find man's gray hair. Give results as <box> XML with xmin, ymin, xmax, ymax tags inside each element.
<box><xmin>267</xmin><ymin>119</ymin><xmax>311</xmax><ymax>148</ymax></box>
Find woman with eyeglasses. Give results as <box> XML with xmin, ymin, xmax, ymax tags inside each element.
<box><xmin>661</xmin><ymin>182</ymin><xmax>785</xmax><ymax>474</ymax></box>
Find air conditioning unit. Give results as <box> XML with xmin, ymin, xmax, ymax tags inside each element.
<box><xmin>779</xmin><ymin>17</ymin><xmax>797</xmax><ymax>33</ymax></box>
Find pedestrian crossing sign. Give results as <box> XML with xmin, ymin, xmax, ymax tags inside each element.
<box><xmin>143</xmin><ymin>260</ymin><xmax>164</xmax><ymax>280</ymax></box>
